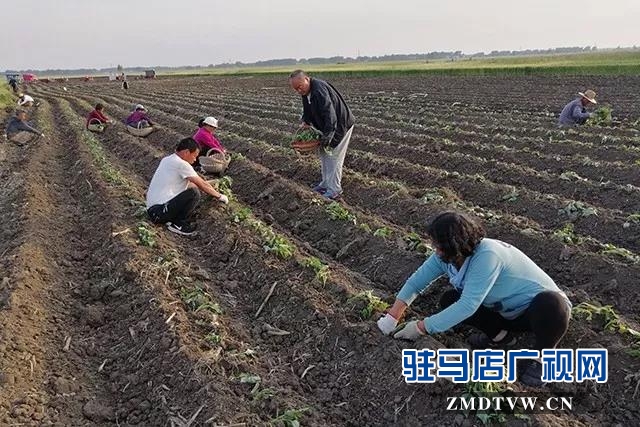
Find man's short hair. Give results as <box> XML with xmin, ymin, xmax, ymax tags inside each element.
<box><xmin>175</xmin><ymin>137</ymin><xmax>199</xmax><ymax>153</ymax></box>
<box><xmin>95</xmin><ymin>103</ymin><xmax>104</xmax><ymax>110</ymax></box>
<box><xmin>289</xmin><ymin>69</ymin><xmax>307</xmax><ymax>79</ymax></box>
<box><xmin>15</xmin><ymin>108</ymin><xmax>27</xmax><ymax>116</ymax></box>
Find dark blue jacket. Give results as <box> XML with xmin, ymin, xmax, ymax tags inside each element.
<box><xmin>301</xmin><ymin>78</ymin><xmax>354</xmax><ymax>148</ymax></box>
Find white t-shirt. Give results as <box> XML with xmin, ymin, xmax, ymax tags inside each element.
<box><xmin>18</xmin><ymin>95</ymin><xmax>34</xmax><ymax>106</ymax></box>
<box><xmin>146</xmin><ymin>153</ymin><xmax>198</xmax><ymax>208</ymax></box>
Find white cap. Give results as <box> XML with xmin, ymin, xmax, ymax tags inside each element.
<box><xmin>135</xmin><ymin>104</ymin><xmax>145</xmax><ymax>110</ymax></box>
<box><xmin>202</xmin><ymin>116</ymin><xmax>218</xmax><ymax>127</ymax></box>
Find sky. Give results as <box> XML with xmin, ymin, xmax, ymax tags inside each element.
<box><xmin>3</xmin><ymin>0</ymin><xmax>640</xmax><ymax>70</ymax></box>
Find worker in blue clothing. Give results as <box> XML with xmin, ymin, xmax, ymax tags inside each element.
<box><xmin>377</xmin><ymin>211</ymin><xmax>572</xmax><ymax>387</ymax></box>
<box><xmin>558</xmin><ymin>89</ymin><xmax>597</xmax><ymax>126</ymax></box>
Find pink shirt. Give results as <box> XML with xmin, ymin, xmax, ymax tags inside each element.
<box><xmin>193</xmin><ymin>127</ymin><xmax>224</xmax><ymax>153</ymax></box>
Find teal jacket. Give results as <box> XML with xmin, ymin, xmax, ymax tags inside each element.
<box><xmin>397</xmin><ymin>238</ymin><xmax>571</xmax><ymax>334</ymax></box>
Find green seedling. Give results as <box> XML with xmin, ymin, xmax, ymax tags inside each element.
<box><xmin>300</xmin><ymin>257</ymin><xmax>330</xmax><ymax>284</ymax></box>
<box><xmin>263</xmin><ymin>233</ymin><xmax>295</xmax><ymax>259</ymax></box>
<box><xmin>325</xmin><ymin>202</ymin><xmax>357</xmax><ymax>224</ymax></box>
<box><xmin>405</xmin><ymin>232</ymin><xmax>429</xmax><ymax>254</ymax></box>
<box><xmin>359</xmin><ymin>222</ymin><xmax>372</xmax><ymax>233</ymax></box>
<box><xmin>238</xmin><ymin>372</ymin><xmax>261</xmax><ymax>384</ymax></box>
<box><xmin>573</xmin><ymin>302</ymin><xmax>640</xmax><ymax>337</ymax></box>
<box><xmin>420</xmin><ymin>190</ymin><xmax>445</xmax><ymax>204</ymax></box>
<box><xmin>180</xmin><ymin>286</ymin><xmax>222</xmax><ymax>314</ymax></box>
<box><xmin>136</xmin><ymin>221</ymin><xmax>156</xmax><ymax>247</ymax></box>
<box><xmin>625</xmin><ymin>213</ymin><xmax>640</xmax><ymax>224</ymax></box>
<box><xmin>559</xmin><ymin>201</ymin><xmax>598</xmax><ymax>221</ymax></box>
<box><xmin>500</xmin><ymin>189</ymin><xmax>519</xmax><ymax>202</ymax></box>
<box><xmin>559</xmin><ymin>171</ymin><xmax>587</xmax><ymax>182</ymax></box>
<box><xmin>252</xmin><ymin>387</ymin><xmax>275</xmax><ymax>401</ymax></box>
<box><xmin>588</xmin><ymin>105</ymin><xmax>613</xmax><ymax>126</ymax></box>
<box><xmin>348</xmin><ymin>290</ymin><xmax>389</xmax><ymax>320</ymax></box>
<box><xmin>373</xmin><ymin>226</ymin><xmax>393</xmax><ymax>238</ymax></box>
<box><xmin>232</xmin><ymin>206</ymin><xmax>252</xmax><ymax>223</ymax></box>
<box><xmin>600</xmin><ymin>244</ymin><xmax>640</xmax><ymax>263</ymax></box>
<box><xmin>230</xmin><ymin>152</ymin><xmax>245</xmax><ymax>160</ymax></box>
<box><xmin>270</xmin><ymin>408</ymin><xmax>310</xmax><ymax>427</ymax></box>
<box><xmin>627</xmin><ymin>343</ymin><xmax>640</xmax><ymax>358</ymax></box>
<box><xmin>461</xmin><ymin>381</ymin><xmax>508</xmax><ymax>425</ymax></box>
<box><xmin>218</xmin><ymin>176</ymin><xmax>234</xmax><ymax>196</ymax></box>
<box><xmin>204</xmin><ymin>332</ymin><xmax>221</xmax><ymax>346</ymax></box>
<box><xmin>552</xmin><ymin>223</ymin><xmax>582</xmax><ymax>245</ymax></box>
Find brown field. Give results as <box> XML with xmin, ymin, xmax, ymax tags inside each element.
<box><xmin>1</xmin><ymin>73</ymin><xmax>639</xmax><ymax>426</ymax></box>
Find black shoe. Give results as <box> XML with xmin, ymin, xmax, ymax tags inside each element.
<box><xmin>166</xmin><ymin>221</ymin><xmax>197</xmax><ymax>236</ymax></box>
<box><xmin>467</xmin><ymin>331</ymin><xmax>517</xmax><ymax>349</ymax></box>
<box><xmin>519</xmin><ymin>360</ymin><xmax>543</xmax><ymax>387</ymax></box>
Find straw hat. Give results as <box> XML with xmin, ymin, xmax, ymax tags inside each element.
<box><xmin>578</xmin><ymin>90</ymin><xmax>597</xmax><ymax>104</ymax></box>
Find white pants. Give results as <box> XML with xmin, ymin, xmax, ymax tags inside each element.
<box><xmin>318</xmin><ymin>125</ymin><xmax>354</xmax><ymax>194</ymax></box>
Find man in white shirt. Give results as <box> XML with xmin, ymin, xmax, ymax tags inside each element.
<box><xmin>17</xmin><ymin>93</ymin><xmax>35</xmax><ymax>107</ymax></box>
<box><xmin>146</xmin><ymin>137</ymin><xmax>229</xmax><ymax>236</ymax></box>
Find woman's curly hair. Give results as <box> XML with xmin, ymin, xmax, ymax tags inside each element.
<box><xmin>426</xmin><ymin>211</ymin><xmax>486</xmax><ymax>262</ymax></box>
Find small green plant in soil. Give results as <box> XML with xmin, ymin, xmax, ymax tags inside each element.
<box><xmin>626</xmin><ymin>213</ymin><xmax>640</xmax><ymax>224</ymax></box>
<box><xmin>300</xmin><ymin>257</ymin><xmax>330</xmax><ymax>284</ymax></box>
<box><xmin>217</xmin><ymin>176</ymin><xmax>234</xmax><ymax>197</ymax></box>
<box><xmin>600</xmin><ymin>244</ymin><xmax>640</xmax><ymax>263</ymax></box>
<box><xmin>558</xmin><ymin>201</ymin><xmax>598</xmax><ymax>221</ymax></box>
<box><xmin>420</xmin><ymin>189</ymin><xmax>445</xmax><ymax>204</ymax></box>
<box><xmin>252</xmin><ymin>387</ymin><xmax>275</xmax><ymax>401</ymax></box>
<box><xmin>405</xmin><ymin>232</ymin><xmax>429</xmax><ymax>254</ymax></box>
<box><xmin>572</xmin><ymin>302</ymin><xmax>640</xmax><ymax>337</ymax></box>
<box><xmin>462</xmin><ymin>381</ymin><xmax>508</xmax><ymax>425</ymax></box>
<box><xmin>238</xmin><ymin>372</ymin><xmax>261</xmax><ymax>384</ymax></box>
<box><xmin>180</xmin><ymin>286</ymin><xmax>222</xmax><ymax>314</ymax></box>
<box><xmin>359</xmin><ymin>222</ymin><xmax>372</xmax><ymax>233</ymax></box>
<box><xmin>500</xmin><ymin>189</ymin><xmax>519</xmax><ymax>202</ymax></box>
<box><xmin>552</xmin><ymin>223</ymin><xmax>582</xmax><ymax>245</ymax></box>
<box><xmin>136</xmin><ymin>221</ymin><xmax>156</xmax><ymax>247</ymax></box>
<box><xmin>263</xmin><ymin>232</ymin><xmax>295</xmax><ymax>259</ymax></box>
<box><xmin>270</xmin><ymin>408</ymin><xmax>310</xmax><ymax>427</ymax></box>
<box><xmin>559</xmin><ymin>171</ymin><xmax>587</xmax><ymax>182</ymax></box>
<box><xmin>373</xmin><ymin>226</ymin><xmax>393</xmax><ymax>238</ymax></box>
<box><xmin>325</xmin><ymin>202</ymin><xmax>357</xmax><ymax>224</ymax></box>
<box><xmin>348</xmin><ymin>290</ymin><xmax>389</xmax><ymax>320</ymax></box>
<box><xmin>203</xmin><ymin>332</ymin><xmax>221</xmax><ymax>346</ymax></box>
<box><xmin>587</xmin><ymin>105</ymin><xmax>613</xmax><ymax>126</ymax></box>
<box><xmin>232</xmin><ymin>206</ymin><xmax>252</xmax><ymax>223</ymax></box>
<box><xmin>128</xmin><ymin>199</ymin><xmax>148</xmax><ymax>219</ymax></box>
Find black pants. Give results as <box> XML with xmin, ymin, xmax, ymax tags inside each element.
<box><xmin>440</xmin><ymin>289</ymin><xmax>570</xmax><ymax>350</ymax></box>
<box><xmin>147</xmin><ymin>188</ymin><xmax>200</xmax><ymax>225</ymax></box>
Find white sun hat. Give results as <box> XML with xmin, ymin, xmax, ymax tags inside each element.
<box><xmin>202</xmin><ymin>116</ymin><xmax>219</xmax><ymax>127</ymax></box>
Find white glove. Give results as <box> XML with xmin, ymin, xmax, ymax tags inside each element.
<box><xmin>393</xmin><ymin>320</ymin><xmax>426</xmax><ymax>341</ymax></box>
<box><xmin>377</xmin><ymin>313</ymin><xmax>399</xmax><ymax>335</ymax></box>
<box><xmin>218</xmin><ymin>194</ymin><xmax>229</xmax><ymax>204</ymax></box>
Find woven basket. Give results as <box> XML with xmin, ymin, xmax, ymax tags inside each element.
<box><xmin>126</xmin><ymin>125</ymin><xmax>154</xmax><ymax>137</ymax></box>
<box><xmin>291</xmin><ymin>128</ymin><xmax>321</xmax><ymax>154</ymax></box>
<box><xmin>292</xmin><ymin>139</ymin><xmax>320</xmax><ymax>153</ymax></box>
<box><xmin>200</xmin><ymin>150</ymin><xmax>231</xmax><ymax>174</ymax></box>
<box><xmin>87</xmin><ymin>119</ymin><xmax>106</xmax><ymax>133</ymax></box>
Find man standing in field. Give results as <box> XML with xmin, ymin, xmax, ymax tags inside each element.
<box><xmin>289</xmin><ymin>70</ymin><xmax>355</xmax><ymax>201</ymax></box>
<box><xmin>558</xmin><ymin>89</ymin><xmax>597</xmax><ymax>126</ymax></box>
<box><xmin>146</xmin><ymin>137</ymin><xmax>229</xmax><ymax>236</ymax></box>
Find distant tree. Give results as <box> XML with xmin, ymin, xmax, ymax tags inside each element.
<box><xmin>117</xmin><ymin>64</ymin><xmax>123</xmax><ymax>72</ymax></box>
